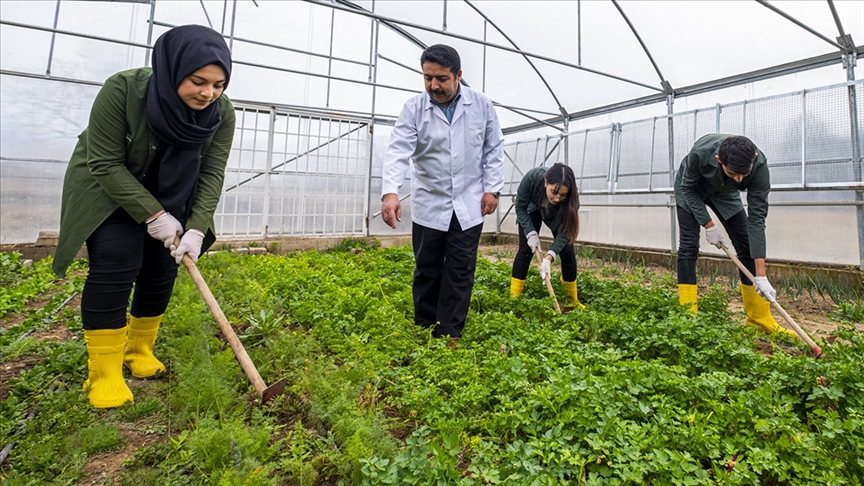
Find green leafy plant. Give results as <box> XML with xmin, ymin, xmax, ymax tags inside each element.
<box><xmin>3</xmin><ymin>248</ymin><xmax>863</xmax><ymax>485</ymax></box>
<box><xmin>834</xmin><ymin>299</ymin><xmax>864</xmax><ymax>323</ymax></box>
<box><xmin>240</xmin><ymin>309</ymin><xmax>287</xmax><ymax>346</ymax></box>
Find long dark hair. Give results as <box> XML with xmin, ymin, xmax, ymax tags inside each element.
<box><xmin>544</xmin><ymin>163</ymin><xmax>580</xmax><ymax>244</ymax></box>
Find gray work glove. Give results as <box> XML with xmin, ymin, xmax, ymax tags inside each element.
<box><xmin>171</xmin><ymin>229</ymin><xmax>205</xmax><ymax>264</ymax></box>
<box><xmin>753</xmin><ymin>276</ymin><xmax>776</xmax><ymax>303</ymax></box>
<box><xmin>526</xmin><ymin>231</ymin><xmax>541</xmax><ymax>253</ymax></box>
<box><xmin>147</xmin><ymin>212</ymin><xmax>183</xmax><ymax>249</ymax></box>
<box><xmin>704</xmin><ymin>226</ymin><xmax>728</xmax><ymax>249</ymax></box>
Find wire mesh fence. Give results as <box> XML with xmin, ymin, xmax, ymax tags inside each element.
<box><xmin>215</xmin><ymin>104</ymin><xmax>370</xmax><ymax>239</ymax></box>
<box><xmin>495</xmin><ymin>80</ymin><xmax>863</xmax><ymax>266</ymax></box>
<box><xmin>502</xmin><ymin>80</ymin><xmax>864</xmax><ymax>195</ymax></box>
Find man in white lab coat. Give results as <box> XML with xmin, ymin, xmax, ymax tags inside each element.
<box><xmin>381</xmin><ymin>44</ymin><xmax>504</xmax><ymax>343</ymax></box>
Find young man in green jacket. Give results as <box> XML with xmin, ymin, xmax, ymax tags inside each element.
<box><xmin>674</xmin><ymin>134</ymin><xmax>795</xmax><ymax>336</ymax></box>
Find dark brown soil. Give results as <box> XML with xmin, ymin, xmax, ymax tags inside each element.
<box><xmin>77</xmin><ymin>416</ymin><xmax>168</xmax><ymax>485</ymax></box>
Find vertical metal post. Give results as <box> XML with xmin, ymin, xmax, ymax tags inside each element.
<box><xmin>801</xmin><ymin>90</ymin><xmax>807</xmax><ymax>187</ymax></box>
<box><xmin>45</xmin><ymin>0</ymin><xmax>61</xmax><ymax>77</ymax></box>
<box><xmin>648</xmin><ymin>117</ymin><xmax>656</xmax><ymax>191</ymax></box>
<box><xmin>364</xmin><ymin>122</ymin><xmax>374</xmax><ymax>233</ymax></box>
<box><xmin>367</xmin><ymin>14</ymin><xmax>374</xmax><ymax>81</ymax></box>
<box><xmin>692</xmin><ymin>110</ymin><xmax>698</xmax><ymax>141</ymax></box>
<box><xmin>844</xmin><ymin>61</ymin><xmax>864</xmax><ymax>268</ymax></box>
<box><xmin>542</xmin><ymin>135</ymin><xmax>550</xmax><ymax>166</ymax></box>
<box><xmin>482</xmin><ymin>21</ymin><xmax>487</xmax><ymax>92</ymax></box>
<box><xmin>606</xmin><ymin>125</ymin><xmax>616</xmax><ymax>193</ymax></box>
<box><xmin>221</xmin><ymin>0</ymin><xmax>227</xmax><ymax>33</ymax></box>
<box><xmin>532</xmin><ymin>138</ymin><xmax>540</xmax><ymax>168</ymax></box>
<box><xmin>229</xmin><ymin>0</ymin><xmax>238</xmax><ymax>53</ymax></box>
<box><xmin>248</xmin><ymin>109</ymin><xmax>261</xmax><ymax>237</ymax></box>
<box><xmin>442</xmin><ymin>0</ymin><xmax>447</xmax><ymax>31</ymax></box>
<box><xmin>145</xmin><ymin>0</ymin><xmax>155</xmax><ymax>66</ymax></box>
<box><xmin>667</xmin><ymin>94</ymin><xmax>677</xmax><ymax>254</ymax></box>
<box><xmin>370</xmin><ymin>19</ymin><xmax>379</xmax><ymax>117</ymax></box>
<box><xmin>325</xmin><ymin>8</ymin><xmax>335</xmax><ymax>108</ymax></box>
<box><xmin>513</xmin><ymin>142</ymin><xmax>521</xmax><ymax>177</ymax></box>
<box><xmin>715</xmin><ymin>103</ymin><xmax>721</xmax><ymax>133</ymax></box>
<box><xmin>563</xmin><ymin>116</ymin><xmax>570</xmax><ymax>165</ymax></box>
<box><xmin>577</xmin><ymin>0</ymin><xmax>582</xmax><ymax>66</ymax></box>
<box><xmin>262</xmin><ymin>108</ymin><xmax>276</xmax><ymax>237</ymax></box>
<box><xmin>364</xmin><ymin>15</ymin><xmax>379</xmax><ymax>237</ymax></box>
<box><xmin>578</xmin><ymin>133</ymin><xmax>588</xmax><ymax>188</ymax></box>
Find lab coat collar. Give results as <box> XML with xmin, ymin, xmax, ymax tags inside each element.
<box><xmin>424</xmin><ymin>87</ymin><xmax>472</xmax><ymax>124</ymax></box>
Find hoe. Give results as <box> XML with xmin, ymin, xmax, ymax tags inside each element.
<box><xmin>720</xmin><ymin>244</ymin><xmax>823</xmax><ymax>358</ymax></box>
<box><xmin>176</xmin><ymin>239</ymin><xmax>287</xmax><ymax>403</ymax></box>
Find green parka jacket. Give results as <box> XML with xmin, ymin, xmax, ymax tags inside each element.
<box><xmin>53</xmin><ymin>68</ymin><xmax>235</xmax><ymax>276</ymax></box>
<box><xmin>674</xmin><ymin>133</ymin><xmax>770</xmax><ymax>259</ymax></box>
<box><xmin>515</xmin><ymin>166</ymin><xmax>574</xmax><ymax>256</ymax></box>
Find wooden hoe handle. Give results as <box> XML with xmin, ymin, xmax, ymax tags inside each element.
<box><xmin>720</xmin><ymin>245</ymin><xmax>823</xmax><ymax>357</ymax></box>
<box><xmin>534</xmin><ymin>248</ymin><xmax>562</xmax><ymax>314</ymax></box>
<box><xmin>176</xmin><ymin>238</ymin><xmax>286</xmax><ymax>402</ymax></box>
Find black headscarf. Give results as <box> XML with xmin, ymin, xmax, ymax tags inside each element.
<box><xmin>145</xmin><ymin>24</ymin><xmax>232</xmax><ymax>222</ymax></box>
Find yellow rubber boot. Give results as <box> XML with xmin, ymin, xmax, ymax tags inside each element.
<box><xmin>124</xmin><ymin>315</ymin><xmax>167</xmax><ymax>378</ymax></box>
<box><xmin>83</xmin><ymin>327</ymin><xmax>134</xmax><ymax>408</ymax></box>
<box><xmin>561</xmin><ymin>279</ymin><xmax>586</xmax><ymax>309</ymax></box>
<box><xmin>678</xmin><ymin>284</ymin><xmax>698</xmax><ymax>312</ymax></box>
<box><xmin>740</xmin><ymin>284</ymin><xmax>797</xmax><ymax>336</ymax></box>
<box><xmin>510</xmin><ymin>277</ymin><xmax>525</xmax><ymax>298</ymax></box>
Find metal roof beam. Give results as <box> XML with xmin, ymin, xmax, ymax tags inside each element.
<box><xmin>304</xmin><ymin>0</ymin><xmax>663</xmax><ymax>93</ymax></box>
<box><xmin>377</xmin><ymin>54</ymin><xmax>560</xmax><ymax>118</ymax></box>
<box><xmin>330</xmin><ymin>1</ymin><xmax>562</xmax><ymax>128</ymax></box>
<box><xmin>463</xmin><ymin>0</ymin><xmax>566</xmax><ymax>115</ymax></box>
<box><xmin>827</xmin><ymin>0</ymin><xmax>848</xmax><ymax>41</ymax></box>
<box><xmin>611</xmin><ymin>0</ymin><xmax>671</xmax><ymax>94</ymax></box>
<box><xmin>152</xmin><ymin>20</ymin><xmax>370</xmax><ymax>67</ymax></box>
<box><xmin>756</xmin><ymin>0</ymin><xmax>844</xmax><ymax>50</ymax></box>
<box><xmin>504</xmin><ymin>46</ymin><xmax>864</xmax><ymax>134</ymax></box>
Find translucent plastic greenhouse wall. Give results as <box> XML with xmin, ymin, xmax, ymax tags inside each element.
<box><xmin>2</xmin><ymin>81</ymin><xmax>862</xmax><ymax>267</ymax></box>
<box><xmin>492</xmin><ymin>81</ymin><xmax>864</xmax><ymax>267</ymax></box>
<box><xmin>2</xmin><ymin>1</ymin><xmax>862</xmax><ymax>268</ymax></box>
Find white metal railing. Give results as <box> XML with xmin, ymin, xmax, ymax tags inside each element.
<box><xmin>215</xmin><ymin>103</ymin><xmax>370</xmax><ymax>239</ymax></box>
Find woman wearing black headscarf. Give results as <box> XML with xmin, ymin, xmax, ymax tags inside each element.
<box><xmin>54</xmin><ymin>25</ymin><xmax>235</xmax><ymax>408</ymax></box>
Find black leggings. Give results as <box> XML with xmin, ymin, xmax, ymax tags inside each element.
<box><xmin>512</xmin><ymin>211</ymin><xmax>577</xmax><ymax>282</ymax></box>
<box><xmin>81</xmin><ymin>209</ymin><xmax>178</xmax><ymax>330</ymax></box>
<box><xmin>676</xmin><ymin>203</ymin><xmax>755</xmax><ymax>286</ymax></box>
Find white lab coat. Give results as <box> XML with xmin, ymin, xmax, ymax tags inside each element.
<box><xmin>382</xmin><ymin>87</ymin><xmax>505</xmax><ymax>232</ymax></box>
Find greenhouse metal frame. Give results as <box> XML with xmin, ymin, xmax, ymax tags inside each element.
<box><xmin>1</xmin><ymin>0</ymin><xmax>863</xmax><ymax>267</ymax></box>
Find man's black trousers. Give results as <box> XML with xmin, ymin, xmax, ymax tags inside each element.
<box><xmin>676</xmin><ymin>203</ymin><xmax>756</xmax><ymax>286</ymax></box>
<box><xmin>412</xmin><ymin>213</ymin><xmax>483</xmax><ymax>339</ymax></box>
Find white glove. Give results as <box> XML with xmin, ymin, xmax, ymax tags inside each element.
<box><xmin>704</xmin><ymin>226</ymin><xmax>728</xmax><ymax>249</ymax></box>
<box><xmin>526</xmin><ymin>231</ymin><xmax>541</xmax><ymax>253</ymax></box>
<box><xmin>539</xmin><ymin>259</ymin><xmax>551</xmax><ymax>280</ymax></box>
<box><xmin>147</xmin><ymin>212</ymin><xmax>183</xmax><ymax>249</ymax></box>
<box><xmin>753</xmin><ymin>276</ymin><xmax>776</xmax><ymax>303</ymax></box>
<box><xmin>171</xmin><ymin>229</ymin><xmax>205</xmax><ymax>264</ymax></box>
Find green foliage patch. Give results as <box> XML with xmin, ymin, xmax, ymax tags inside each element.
<box><xmin>1</xmin><ymin>247</ymin><xmax>862</xmax><ymax>485</ymax></box>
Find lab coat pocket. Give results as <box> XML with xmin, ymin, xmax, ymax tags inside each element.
<box><xmin>469</xmin><ymin>122</ymin><xmax>485</xmax><ymax>147</ymax></box>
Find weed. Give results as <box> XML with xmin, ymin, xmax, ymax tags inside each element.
<box><xmin>833</xmin><ymin>300</ymin><xmax>864</xmax><ymax>323</ymax></box>
<box><xmin>240</xmin><ymin>309</ymin><xmax>287</xmax><ymax>346</ymax></box>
